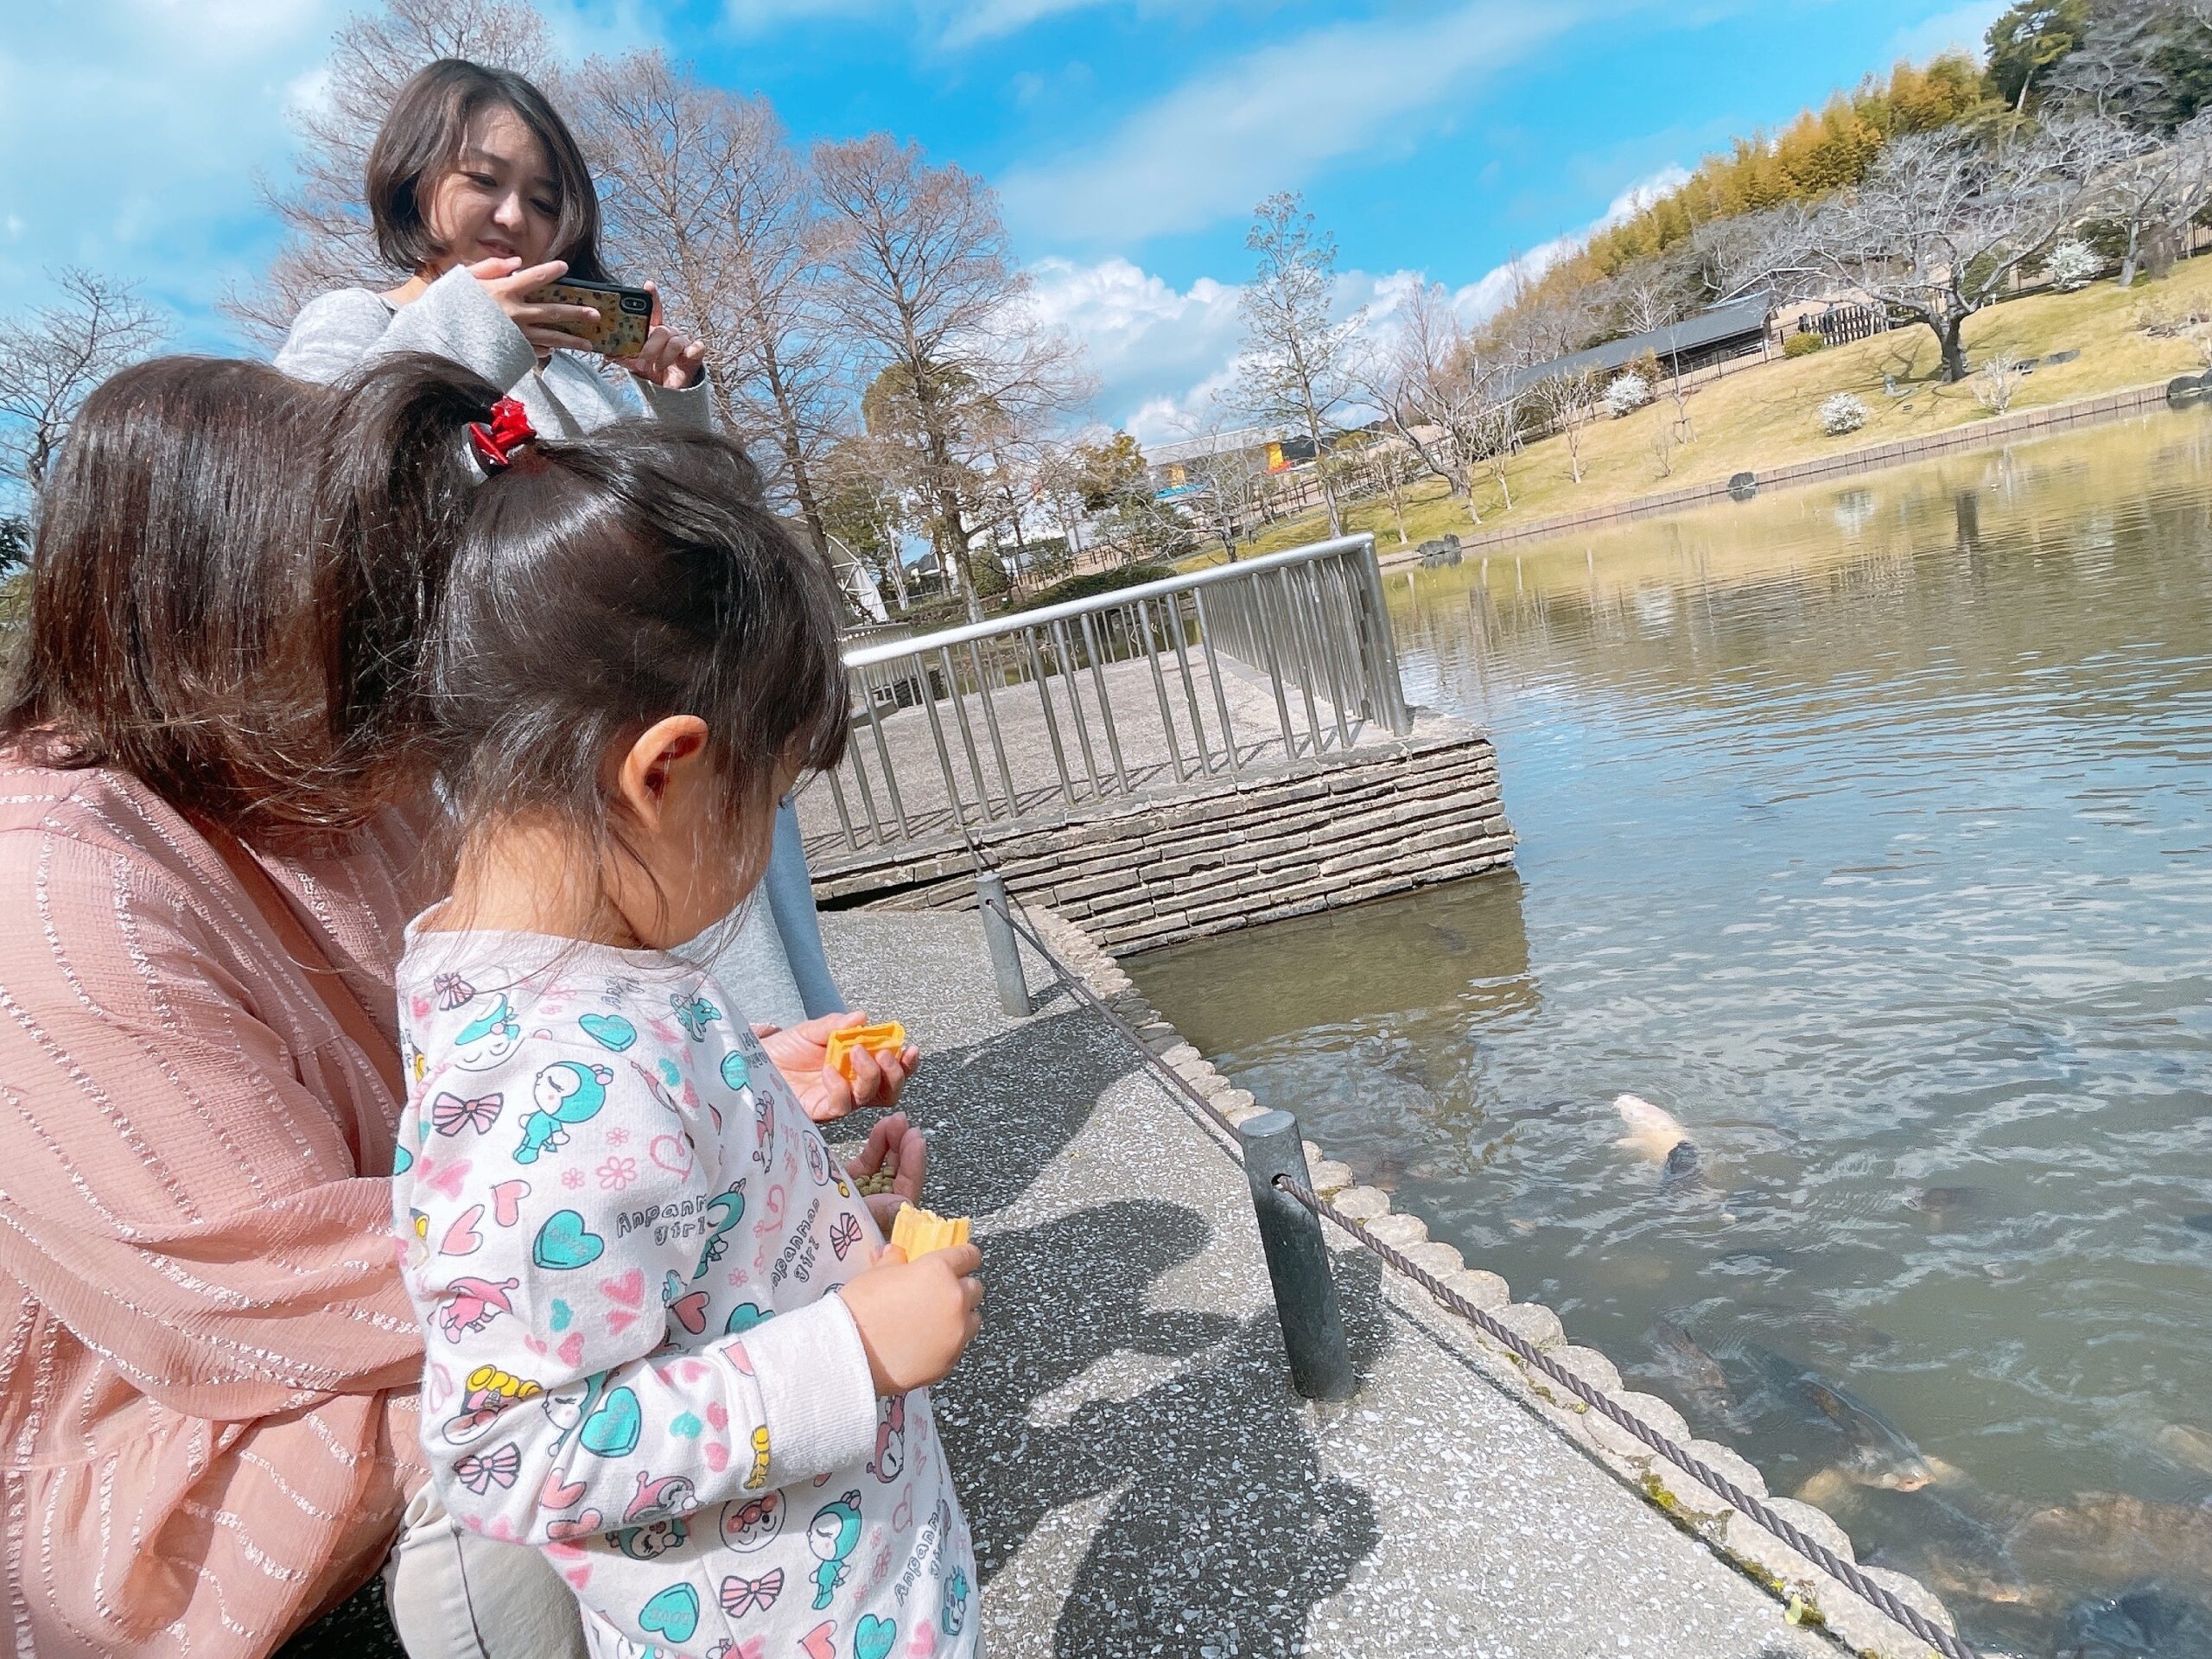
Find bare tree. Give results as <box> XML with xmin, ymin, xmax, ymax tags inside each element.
<box><xmin>2086</xmin><ymin>111</ymin><xmax>2212</xmax><ymax>284</ymax></box>
<box><xmin>0</xmin><ymin>270</ymin><xmax>168</xmax><ymax>496</ymax></box>
<box><xmin>1357</xmin><ymin>278</ymin><xmax>1531</xmax><ymax>528</ymax></box>
<box><xmin>817</xmin><ymin>434</ymin><xmax>913</xmax><ymax>609</ymax></box>
<box><xmin>579</xmin><ymin>52</ymin><xmax>848</xmax><ymax>552</ymax></box>
<box><xmin>2046</xmin><ymin>0</ymin><xmax>2210</xmax><ymax>129</ymax></box>
<box><xmin>1597</xmin><ymin>251</ymin><xmax>1699</xmax><ymax>337</ymax></box>
<box><xmin>815</xmin><ymin>133</ymin><xmax>1092</xmax><ymax>620</ymax></box>
<box><xmin>1780</xmin><ymin>120</ymin><xmax>2116</xmax><ymax>383</ymax></box>
<box><xmin>1531</xmin><ymin>369</ymin><xmax>1598</xmax><ymax>485</ymax></box>
<box><xmin>1236</xmin><ymin>193</ymin><xmax>1363</xmax><ymax>537</ymax></box>
<box><xmin>1688</xmin><ymin>207</ymin><xmax>1816</xmax><ymax>305</ymax></box>
<box><xmin>1479</xmin><ymin>399</ymin><xmax>1521</xmax><ymax>512</ymax></box>
<box><xmin>1157</xmin><ymin>404</ymin><xmax>1266</xmax><ymax>560</ymax></box>
<box><xmin>1032</xmin><ymin>440</ymin><xmax>1095</xmax><ymax>563</ymax></box>
<box><xmin>229</xmin><ymin>0</ymin><xmax>559</xmax><ymax>343</ymax></box>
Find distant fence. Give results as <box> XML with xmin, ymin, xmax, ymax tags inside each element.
<box><xmin>1800</xmin><ymin>303</ymin><xmax>1895</xmax><ymax>346</ymax></box>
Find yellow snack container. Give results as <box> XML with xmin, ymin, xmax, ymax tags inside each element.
<box><xmin>889</xmin><ymin>1204</ymin><xmax>971</xmax><ymax>1258</ymax></box>
<box><xmin>824</xmin><ymin>1020</ymin><xmax>908</xmax><ymax>1083</ymax></box>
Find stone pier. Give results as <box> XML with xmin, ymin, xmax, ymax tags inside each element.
<box><xmin>801</xmin><ymin>700</ymin><xmax>1515</xmax><ymax>957</ymax></box>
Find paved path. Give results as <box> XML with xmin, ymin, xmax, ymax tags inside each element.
<box><xmin>800</xmin><ymin>645</ymin><xmax>1383</xmax><ymax>866</ymax></box>
<box><xmin>821</xmin><ymin>910</ymin><xmax>1832</xmax><ymax>1659</ymax></box>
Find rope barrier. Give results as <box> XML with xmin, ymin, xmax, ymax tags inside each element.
<box><xmin>973</xmin><ymin>885</ymin><xmax>1981</xmax><ymax>1659</ymax></box>
<box><xmin>1271</xmin><ymin>1171</ymin><xmax>1978</xmax><ymax>1659</ymax></box>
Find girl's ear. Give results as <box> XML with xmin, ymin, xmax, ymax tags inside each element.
<box><xmin>613</xmin><ymin>715</ymin><xmax>711</xmax><ymax>830</ymax></box>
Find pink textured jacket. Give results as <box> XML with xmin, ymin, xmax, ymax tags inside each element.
<box><xmin>0</xmin><ymin>757</ymin><xmax>429</xmax><ymax>1656</ymax></box>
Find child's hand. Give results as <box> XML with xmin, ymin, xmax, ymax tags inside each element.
<box><xmin>840</xmin><ymin>1241</ymin><xmax>982</xmax><ymax>1395</ymax></box>
<box><xmin>756</xmin><ymin>1013</ymin><xmax>919</xmax><ymax>1122</ymax></box>
<box><xmin>847</xmin><ymin>1111</ymin><xmax>927</xmax><ymax>1235</ymax></box>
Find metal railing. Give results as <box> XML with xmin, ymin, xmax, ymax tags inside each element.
<box><xmin>812</xmin><ymin>534</ymin><xmax>1412</xmax><ymax>855</ymax></box>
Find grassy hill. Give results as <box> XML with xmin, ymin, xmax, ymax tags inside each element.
<box><xmin>1208</xmin><ymin>256</ymin><xmax>2212</xmax><ymax>564</ymax></box>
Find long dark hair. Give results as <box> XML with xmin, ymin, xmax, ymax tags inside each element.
<box><xmin>0</xmin><ymin>353</ymin><xmax>495</xmax><ymax>840</ymax></box>
<box><xmin>367</xmin><ymin>58</ymin><xmax>608</xmax><ymax>281</ymax></box>
<box><xmin>424</xmin><ymin>420</ymin><xmax>849</xmax><ymax>909</ymax></box>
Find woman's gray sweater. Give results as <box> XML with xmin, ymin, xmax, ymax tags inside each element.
<box><xmin>273</xmin><ymin>264</ymin><xmax>712</xmax><ymax>436</ymax></box>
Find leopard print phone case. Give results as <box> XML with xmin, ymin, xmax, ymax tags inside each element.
<box><xmin>525</xmin><ymin>278</ymin><xmax>654</xmax><ymax>359</ymax></box>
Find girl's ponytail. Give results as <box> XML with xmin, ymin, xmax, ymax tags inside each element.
<box><xmin>312</xmin><ymin>353</ymin><xmax>505</xmax><ymax>804</ymax></box>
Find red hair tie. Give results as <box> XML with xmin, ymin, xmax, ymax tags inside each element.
<box><xmin>468</xmin><ymin>397</ymin><xmax>536</xmax><ymax>473</ymax></box>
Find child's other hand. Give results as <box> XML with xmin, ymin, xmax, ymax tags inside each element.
<box><xmin>756</xmin><ymin>1013</ymin><xmax>920</xmax><ymax>1123</ymax></box>
<box><xmin>847</xmin><ymin>1111</ymin><xmax>926</xmax><ymax>1234</ymax></box>
<box><xmin>841</xmin><ymin>1241</ymin><xmax>982</xmax><ymax>1395</ymax></box>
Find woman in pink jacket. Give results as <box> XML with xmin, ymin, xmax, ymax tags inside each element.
<box><xmin>0</xmin><ymin>353</ymin><xmax>918</xmax><ymax>1659</ymax></box>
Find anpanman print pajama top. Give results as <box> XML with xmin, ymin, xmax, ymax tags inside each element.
<box><xmin>392</xmin><ymin>923</ymin><xmax>976</xmax><ymax>1659</ymax></box>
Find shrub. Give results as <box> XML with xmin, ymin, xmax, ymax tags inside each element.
<box><xmin>2048</xmin><ymin>239</ymin><xmax>2101</xmax><ymax>292</ymax></box>
<box><xmin>1783</xmin><ymin>330</ymin><xmax>1827</xmax><ymax>359</ymax></box>
<box><xmin>970</xmin><ymin>549</ymin><xmax>1011</xmax><ymax>598</ymax></box>
<box><xmin>1820</xmin><ymin>392</ymin><xmax>1869</xmax><ymax>435</ymax></box>
<box><xmin>1017</xmin><ymin>562</ymin><xmax>1177</xmax><ymax>613</ymax></box>
<box><xmin>1973</xmin><ymin>353</ymin><xmax>2024</xmax><ymax>415</ymax></box>
<box><xmin>1604</xmin><ymin>372</ymin><xmax>1653</xmax><ymax>417</ymax></box>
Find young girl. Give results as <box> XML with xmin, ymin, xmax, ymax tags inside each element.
<box><xmin>393</xmin><ymin>401</ymin><xmax>982</xmax><ymax>1659</ymax></box>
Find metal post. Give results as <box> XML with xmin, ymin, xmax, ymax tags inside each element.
<box><xmin>975</xmin><ymin>869</ymin><xmax>1031</xmax><ymax>1019</ymax></box>
<box><xmin>1236</xmin><ymin>1109</ymin><xmax>1355</xmax><ymax>1401</ymax></box>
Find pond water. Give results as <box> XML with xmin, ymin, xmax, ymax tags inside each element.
<box><xmin>1132</xmin><ymin>412</ymin><xmax>2212</xmax><ymax>1657</ymax></box>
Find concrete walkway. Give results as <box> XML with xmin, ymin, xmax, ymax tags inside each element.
<box><xmin>821</xmin><ymin>910</ymin><xmax>1833</xmax><ymax>1659</ymax></box>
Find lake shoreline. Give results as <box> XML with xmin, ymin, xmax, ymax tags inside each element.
<box><xmin>1378</xmin><ymin>378</ymin><xmax>2177</xmax><ymax>565</ymax></box>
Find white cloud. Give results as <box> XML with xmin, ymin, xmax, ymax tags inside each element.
<box><xmin>939</xmin><ymin>0</ymin><xmax>1102</xmax><ymax>47</ymax></box>
<box><xmin>1033</xmin><ymin>160</ymin><xmax>1694</xmax><ymax>441</ymax></box>
<box><xmin>999</xmin><ymin>1</ymin><xmax>1588</xmax><ymax>247</ymax></box>
<box><xmin>1027</xmin><ymin>254</ymin><xmax>1247</xmax><ymax>438</ymax></box>
<box><xmin>0</xmin><ymin>0</ymin><xmax>344</xmax><ymax>345</ymax></box>
<box><xmin>1029</xmin><ymin>254</ymin><xmax>1419</xmax><ymax>441</ymax></box>
<box><xmin>1888</xmin><ymin>0</ymin><xmax>2005</xmax><ymax>65</ymax></box>
<box><xmin>725</xmin><ymin>0</ymin><xmax>1235</xmax><ymax>49</ymax></box>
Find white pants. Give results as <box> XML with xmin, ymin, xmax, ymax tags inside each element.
<box><xmin>381</xmin><ymin>1485</ymin><xmax>588</xmax><ymax>1659</ymax></box>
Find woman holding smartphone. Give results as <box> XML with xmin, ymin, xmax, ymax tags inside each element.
<box><xmin>276</xmin><ymin>58</ymin><xmax>707</xmax><ymax>430</ymax></box>
<box><xmin>277</xmin><ymin>58</ymin><xmax>845</xmax><ymax>1031</ymax></box>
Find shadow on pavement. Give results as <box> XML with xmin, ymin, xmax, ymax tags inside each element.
<box><xmin>880</xmin><ymin>1005</ymin><xmax>1144</xmax><ymax>1217</ymax></box>
<box><xmin>936</xmin><ymin>1192</ymin><xmax>1389</xmax><ymax>1657</ymax></box>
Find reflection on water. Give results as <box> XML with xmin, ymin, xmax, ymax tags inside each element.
<box><xmin>1135</xmin><ymin>412</ymin><xmax>2212</xmax><ymax>1656</ymax></box>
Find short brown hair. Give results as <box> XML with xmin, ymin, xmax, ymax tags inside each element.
<box><xmin>365</xmin><ymin>59</ymin><xmax>608</xmax><ymax>281</ymax></box>
<box><xmin>0</xmin><ymin>353</ymin><xmax>497</xmax><ymax>841</ymax></box>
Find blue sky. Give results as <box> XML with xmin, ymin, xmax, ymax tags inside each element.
<box><xmin>3</xmin><ymin>0</ymin><xmax>2005</xmax><ymax>439</ymax></box>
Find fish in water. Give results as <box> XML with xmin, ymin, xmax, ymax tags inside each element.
<box><xmin>2062</xmin><ymin>1582</ymin><xmax>2212</xmax><ymax>1659</ymax></box>
<box><xmin>1644</xmin><ymin>1319</ymin><xmax>1736</xmax><ymax>1418</ymax></box>
<box><xmin>1614</xmin><ymin>1093</ymin><xmax>1694</xmax><ymax>1164</ymax></box>
<box><xmin>1739</xmin><ymin>1307</ymin><xmax>1897</xmax><ymax>1355</ymax></box>
<box><xmin>2153</xmin><ymin>1423</ymin><xmax>2212</xmax><ymax>1478</ymax></box>
<box><xmin>1740</xmin><ymin>1342</ymin><xmax>1937</xmax><ymax>1493</ymax></box>
<box><xmin>2011</xmin><ymin>1495</ymin><xmax>2212</xmax><ymax>1602</ymax></box>
<box><xmin>1908</xmin><ymin>1185</ymin><xmax>1991</xmax><ymax>1227</ymax></box>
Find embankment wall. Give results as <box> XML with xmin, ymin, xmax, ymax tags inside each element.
<box><xmin>813</xmin><ymin>716</ymin><xmax>1514</xmax><ymax>956</ymax></box>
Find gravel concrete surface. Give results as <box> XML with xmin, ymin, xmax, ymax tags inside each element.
<box><xmin>821</xmin><ymin>909</ymin><xmax>1835</xmax><ymax>1659</ymax></box>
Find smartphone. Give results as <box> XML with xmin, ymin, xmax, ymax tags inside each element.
<box><xmin>523</xmin><ymin>277</ymin><xmax>655</xmax><ymax>359</ymax></box>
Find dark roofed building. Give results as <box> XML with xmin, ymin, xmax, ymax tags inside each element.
<box><xmin>1503</xmin><ymin>293</ymin><xmax>1776</xmax><ymax>396</ymax></box>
